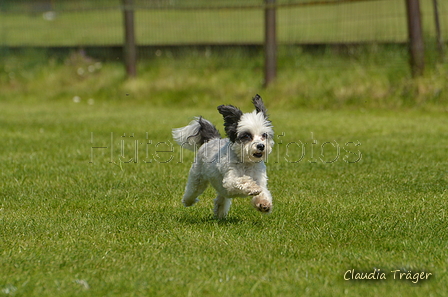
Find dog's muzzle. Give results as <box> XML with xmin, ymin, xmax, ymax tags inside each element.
<box><xmin>253</xmin><ymin>143</ymin><xmax>265</xmax><ymax>158</ymax></box>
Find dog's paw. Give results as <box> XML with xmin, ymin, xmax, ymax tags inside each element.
<box><xmin>247</xmin><ymin>188</ymin><xmax>262</xmax><ymax>196</ymax></box>
<box><xmin>233</xmin><ymin>177</ymin><xmax>262</xmax><ymax>196</ymax></box>
<box><xmin>255</xmin><ymin>200</ymin><xmax>272</xmax><ymax>213</ymax></box>
<box><xmin>182</xmin><ymin>197</ymin><xmax>199</xmax><ymax>207</ymax></box>
<box><xmin>251</xmin><ymin>195</ymin><xmax>272</xmax><ymax>213</ymax></box>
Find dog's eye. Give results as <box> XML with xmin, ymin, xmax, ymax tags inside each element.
<box><xmin>262</xmin><ymin>133</ymin><xmax>269</xmax><ymax>139</ymax></box>
<box><xmin>239</xmin><ymin>133</ymin><xmax>252</xmax><ymax>141</ymax></box>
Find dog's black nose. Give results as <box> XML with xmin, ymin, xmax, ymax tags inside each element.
<box><xmin>257</xmin><ymin>143</ymin><xmax>265</xmax><ymax>151</ymax></box>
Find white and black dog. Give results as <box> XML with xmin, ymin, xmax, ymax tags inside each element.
<box><xmin>172</xmin><ymin>95</ymin><xmax>274</xmax><ymax>219</ymax></box>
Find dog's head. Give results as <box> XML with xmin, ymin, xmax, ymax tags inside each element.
<box><xmin>217</xmin><ymin>95</ymin><xmax>274</xmax><ymax>162</ymax></box>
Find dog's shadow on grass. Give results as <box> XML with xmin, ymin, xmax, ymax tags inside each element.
<box><xmin>176</xmin><ymin>214</ymin><xmax>243</xmax><ymax>225</ymax></box>
<box><xmin>175</xmin><ymin>210</ymin><xmax>268</xmax><ymax>227</ymax></box>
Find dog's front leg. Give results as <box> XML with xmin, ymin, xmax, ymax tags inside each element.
<box><xmin>222</xmin><ymin>174</ymin><xmax>262</xmax><ymax>197</ymax></box>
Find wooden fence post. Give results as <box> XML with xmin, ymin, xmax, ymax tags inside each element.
<box><xmin>123</xmin><ymin>0</ymin><xmax>137</xmax><ymax>78</ymax></box>
<box><xmin>432</xmin><ymin>0</ymin><xmax>444</xmax><ymax>59</ymax></box>
<box><xmin>405</xmin><ymin>0</ymin><xmax>425</xmax><ymax>77</ymax></box>
<box><xmin>264</xmin><ymin>0</ymin><xmax>277</xmax><ymax>87</ymax></box>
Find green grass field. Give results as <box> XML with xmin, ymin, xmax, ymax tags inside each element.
<box><xmin>1</xmin><ymin>98</ymin><xmax>447</xmax><ymax>296</ymax></box>
<box><xmin>0</xmin><ymin>46</ymin><xmax>447</xmax><ymax>296</ymax></box>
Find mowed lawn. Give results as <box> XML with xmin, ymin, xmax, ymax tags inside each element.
<box><xmin>1</xmin><ymin>98</ymin><xmax>447</xmax><ymax>296</ymax></box>
<box><xmin>2</xmin><ymin>0</ymin><xmax>447</xmax><ymax>46</ymax></box>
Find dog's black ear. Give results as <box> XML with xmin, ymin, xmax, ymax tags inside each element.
<box><xmin>252</xmin><ymin>94</ymin><xmax>268</xmax><ymax>119</ymax></box>
<box><xmin>217</xmin><ymin>105</ymin><xmax>243</xmax><ymax>142</ymax></box>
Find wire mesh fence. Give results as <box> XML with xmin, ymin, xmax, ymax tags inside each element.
<box><xmin>0</xmin><ymin>0</ymin><xmax>447</xmax><ymax>82</ymax></box>
<box><xmin>1</xmin><ymin>0</ymin><xmax>446</xmax><ymax>47</ymax></box>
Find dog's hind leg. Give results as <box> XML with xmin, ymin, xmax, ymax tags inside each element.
<box><xmin>214</xmin><ymin>195</ymin><xmax>232</xmax><ymax>219</ymax></box>
<box><xmin>182</xmin><ymin>170</ymin><xmax>208</xmax><ymax>207</ymax></box>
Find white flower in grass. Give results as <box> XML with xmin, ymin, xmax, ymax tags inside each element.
<box><xmin>2</xmin><ymin>284</ymin><xmax>17</xmax><ymax>294</ymax></box>
<box><xmin>74</xmin><ymin>279</ymin><xmax>90</xmax><ymax>290</ymax></box>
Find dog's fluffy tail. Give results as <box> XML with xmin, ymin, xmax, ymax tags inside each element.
<box><xmin>172</xmin><ymin>117</ymin><xmax>221</xmax><ymax>151</ymax></box>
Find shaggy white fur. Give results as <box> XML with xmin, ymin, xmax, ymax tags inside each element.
<box><xmin>172</xmin><ymin>95</ymin><xmax>274</xmax><ymax>219</ymax></box>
